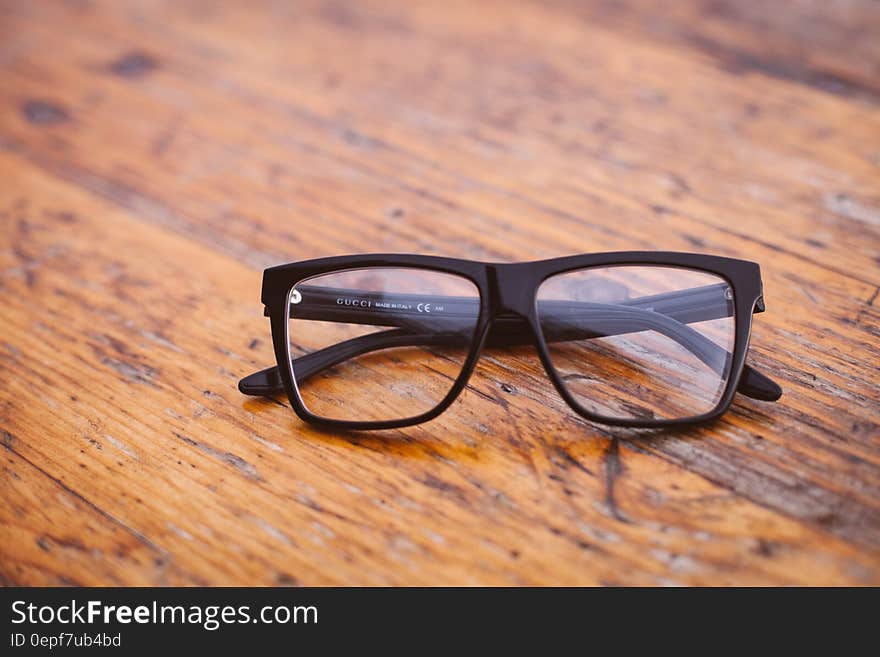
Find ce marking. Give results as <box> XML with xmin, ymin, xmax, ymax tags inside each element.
<box><xmin>417</xmin><ymin>303</ymin><xmax>432</xmax><ymax>313</ymax></box>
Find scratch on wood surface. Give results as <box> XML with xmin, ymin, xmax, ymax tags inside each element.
<box><xmin>824</xmin><ymin>193</ymin><xmax>880</xmax><ymax>228</ymax></box>
<box><xmin>102</xmin><ymin>434</ymin><xmax>139</xmax><ymax>461</ymax></box>
<box><xmin>173</xmin><ymin>432</ymin><xmax>262</xmax><ymax>482</ymax></box>
<box><xmin>246</xmin><ymin>515</ymin><xmax>296</xmax><ymax>546</ymax></box>
<box><xmin>100</xmin><ymin>356</ymin><xmax>157</xmax><ymax>387</ymax></box>
<box><xmin>248</xmin><ymin>433</ymin><xmax>284</xmax><ymax>453</ymax></box>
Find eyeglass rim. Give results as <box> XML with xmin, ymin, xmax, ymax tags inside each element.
<box><xmin>533</xmin><ymin>265</ymin><xmax>741</xmax><ymax>424</ymax></box>
<box><xmin>281</xmin><ymin>267</ymin><xmax>486</xmax><ymax>426</ymax></box>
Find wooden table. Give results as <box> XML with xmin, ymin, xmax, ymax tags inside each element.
<box><xmin>1</xmin><ymin>0</ymin><xmax>878</xmax><ymax>586</ymax></box>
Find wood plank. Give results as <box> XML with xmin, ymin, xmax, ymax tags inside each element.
<box><xmin>0</xmin><ymin>1</ymin><xmax>878</xmax><ymax>280</ymax></box>
<box><xmin>547</xmin><ymin>0</ymin><xmax>880</xmax><ymax>100</ymax></box>
<box><xmin>2</xmin><ymin>154</ymin><xmax>877</xmax><ymax>584</ymax></box>
<box><xmin>1</xmin><ymin>0</ymin><xmax>878</xmax><ymax>584</ymax></box>
<box><xmin>2</xmin><ymin>0</ymin><xmax>877</xmax><ymax>536</ymax></box>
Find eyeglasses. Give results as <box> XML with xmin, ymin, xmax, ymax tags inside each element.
<box><xmin>239</xmin><ymin>253</ymin><xmax>781</xmax><ymax>430</ymax></box>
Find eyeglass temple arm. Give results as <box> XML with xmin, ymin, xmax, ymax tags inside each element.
<box><xmin>239</xmin><ymin>284</ymin><xmax>781</xmax><ymax>401</ymax></box>
<box><xmin>239</xmin><ymin>316</ymin><xmax>780</xmax><ymax>402</ymax></box>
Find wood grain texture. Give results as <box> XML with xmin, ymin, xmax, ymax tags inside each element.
<box><xmin>0</xmin><ymin>0</ymin><xmax>878</xmax><ymax>585</ymax></box>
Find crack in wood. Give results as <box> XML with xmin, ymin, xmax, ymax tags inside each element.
<box><xmin>603</xmin><ymin>438</ymin><xmax>630</xmax><ymax>523</ymax></box>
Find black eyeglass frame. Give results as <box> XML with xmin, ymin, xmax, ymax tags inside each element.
<box><xmin>248</xmin><ymin>252</ymin><xmax>780</xmax><ymax>431</ymax></box>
